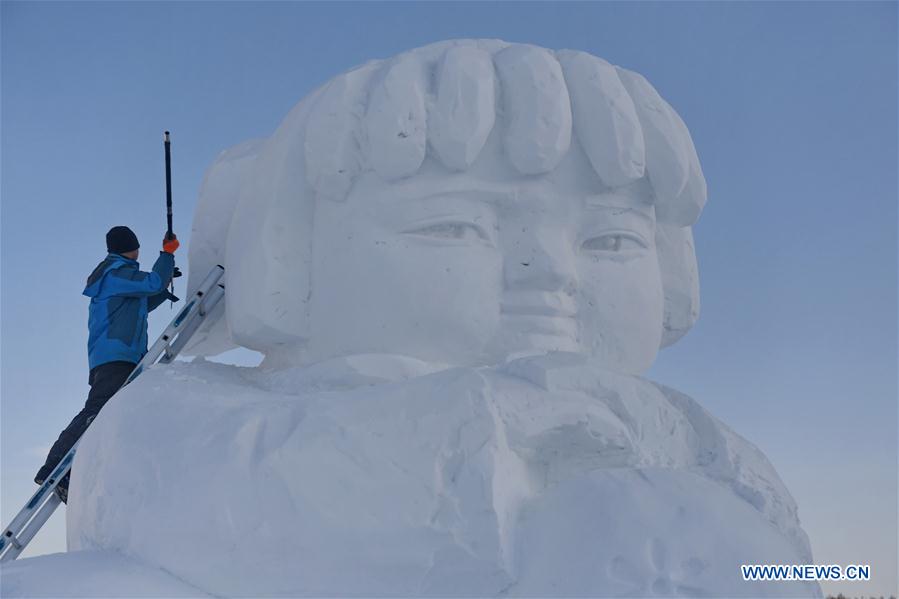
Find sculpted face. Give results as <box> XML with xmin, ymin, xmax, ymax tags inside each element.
<box><xmin>307</xmin><ymin>166</ymin><xmax>663</xmax><ymax>373</ymax></box>
<box><xmin>188</xmin><ymin>40</ymin><xmax>705</xmax><ymax>374</ymax></box>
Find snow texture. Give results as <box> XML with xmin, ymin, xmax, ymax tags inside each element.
<box><xmin>5</xmin><ymin>39</ymin><xmax>817</xmax><ymax>598</ymax></box>
<box><xmin>65</xmin><ymin>356</ymin><xmax>819</xmax><ymax>597</ymax></box>
<box><xmin>0</xmin><ymin>551</ymin><xmax>208</xmax><ymax>597</ymax></box>
<box><xmin>557</xmin><ymin>50</ymin><xmax>645</xmax><ymax>187</ymax></box>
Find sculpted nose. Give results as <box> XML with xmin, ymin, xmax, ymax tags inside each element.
<box><xmin>504</xmin><ymin>226</ymin><xmax>578</xmax><ymax>294</ymax></box>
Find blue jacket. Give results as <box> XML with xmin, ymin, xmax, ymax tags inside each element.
<box><xmin>83</xmin><ymin>252</ymin><xmax>177</xmax><ymax>370</ymax></box>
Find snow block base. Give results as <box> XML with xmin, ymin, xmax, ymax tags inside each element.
<box><xmin>66</xmin><ymin>357</ymin><xmax>820</xmax><ymax>597</ymax></box>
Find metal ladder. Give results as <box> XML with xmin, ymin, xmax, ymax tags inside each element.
<box><xmin>0</xmin><ymin>265</ymin><xmax>225</xmax><ymax>563</ymax></box>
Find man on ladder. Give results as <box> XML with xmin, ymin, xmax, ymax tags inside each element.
<box><xmin>33</xmin><ymin>226</ymin><xmax>180</xmax><ymax>503</ymax></box>
<box><xmin>0</xmin><ymin>132</ymin><xmax>225</xmax><ymax>562</ymax></box>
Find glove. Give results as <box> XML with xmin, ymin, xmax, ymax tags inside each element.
<box><xmin>163</xmin><ymin>234</ymin><xmax>180</xmax><ymax>254</ymax></box>
<box><xmin>172</xmin><ymin>266</ymin><xmax>183</xmax><ymax>278</ymax></box>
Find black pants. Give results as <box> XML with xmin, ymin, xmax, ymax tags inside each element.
<box><xmin>34</xmin><ymin>360</ymin><xmax>135</xmax><ymax>485</ymax></box>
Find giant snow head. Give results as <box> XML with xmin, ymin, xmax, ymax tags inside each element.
<box><xmin>187</xmin><ymin>39</ymin><xmax>706</xmax><ymax>374</ymax></box>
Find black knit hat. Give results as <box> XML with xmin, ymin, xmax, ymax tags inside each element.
<box><xmin>106</xmin><ymin>226</ymin><xmax>140</xmax><ymax>254</ymax></box>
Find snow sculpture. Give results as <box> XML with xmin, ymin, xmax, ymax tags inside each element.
<box><xmin>68</xmin><ymin>40</ymin><xmax>820</xmax><ymax>597</ymax></box>
<box><xmin>184</xmin><ymin>40</ymin><xmax>704</xmax><ymax>369</ymax></box>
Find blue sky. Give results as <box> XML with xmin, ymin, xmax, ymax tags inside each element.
<box><xmin>2</xmin><ymin>2</ymin><xmax>896</xmax><ymax>596</ymax></box>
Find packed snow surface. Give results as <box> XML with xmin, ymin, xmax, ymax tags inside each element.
<box><xmin>0</xmin><ymin>550</ymin><xmax>208</xmax><ymax>597</ymax></box>
<box><xmin>64</xmin><ymin>356</ymin><xmax>819</xmax><ymax>597</ymax></box>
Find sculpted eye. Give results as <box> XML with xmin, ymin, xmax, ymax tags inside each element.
<box><xmin>581</xmin><ymin>232</ymin><xmax>647</xmax><ymax>252</ymax></box>
<box><xmin>404</xmin><ymin>222</ymin><xmax>491</xmax><ymax>244</ymax></box>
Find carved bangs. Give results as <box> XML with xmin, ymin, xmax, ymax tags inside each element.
<box><xmin>303</xmin><ymin>40</ymin><xmax>706</xmax><ymax>226</ymax></box>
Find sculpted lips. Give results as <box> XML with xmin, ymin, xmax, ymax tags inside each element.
<box><xmin>500</xmin><ymin>292</ymin><xmax>578</xmax><ymax>342</ymax></box>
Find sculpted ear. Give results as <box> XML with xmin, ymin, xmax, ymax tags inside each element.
<box><xmin>656</xmin><ymin>223</ymin><xmax>700</xmax><ymax>347</ymax></box>
<box><xmin>184</xmin><ymin>139</ymin><xmax>263</xmax><ymax>357</ymax></box>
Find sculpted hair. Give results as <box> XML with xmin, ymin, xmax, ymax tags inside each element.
<box><xmin>187</xmin><ymin>39</ymin><xmax>705</xmax><ymax>357</ymax></box>
<box><xmin>303</xmin><ymin>39</ymin><xmax>706</xmax><ymax>227</ymax></box>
